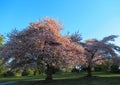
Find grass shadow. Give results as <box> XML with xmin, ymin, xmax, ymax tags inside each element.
<box><xmin>9</xmin><ymin>76</ymin><xmax>120</xmax><ymax>85</ymax></box>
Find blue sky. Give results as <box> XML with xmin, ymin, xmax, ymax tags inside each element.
<box><xmin>0</xmin><ymin>0</ymin><xmax>120</xmax><ymax>45</ymax></box>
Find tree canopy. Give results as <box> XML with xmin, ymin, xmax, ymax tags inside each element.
<box><xmin>70</xmin><ymin>32</ymin><xmax>120</xmax><ymax>77</ymax></box>
<box><xmin>83</xmin><ymin>35</ymin><xmax>120</xmax><ymax>77</ymax></box>
<box><xmin>0</xmin><ymin>18</ymin><xmax>120</xmax><ymax>79</ymax></box>
<box><xmin>0</xmin><ymin>35</ymin><xmax>4</xmax><ymax>47</ymax></box>
<box><xmin>0</xmin><ymin>18</ymin><xmax>85</xmax><ymax>80</ymax></box>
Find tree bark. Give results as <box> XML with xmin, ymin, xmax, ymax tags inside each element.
<box><xmin>45</xmin><ymin>64</ymin><xmax>53</xmax><ymax>81</ymax></box>
<box><xmin>86</xmin><ymin>50</ymin><xmax>97</xmax><ymax>77</ymax></box>
<box><xmin>87</xmin><ymin>64</ymin><xmax>92</xmax><ymax>77</ymax></box>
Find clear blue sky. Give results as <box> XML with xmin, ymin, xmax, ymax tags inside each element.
<box><xmin>0</xmin><ymin>0</ymin><xmax>120</xmax><ymax>45</ymax></box>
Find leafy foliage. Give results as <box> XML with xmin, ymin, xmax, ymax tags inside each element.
<box><xmin>0</xmin><ymin>34</ymin><xmax>4</xmax><ymax>46</ymax></box>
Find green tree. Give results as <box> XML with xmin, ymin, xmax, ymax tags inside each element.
<box><xmin>0</xmin><ymin>35</ymin><xmax>4</xmax><ymax>46</ymax></box>
<box><xmin>0</xmin><ymin>35</ymin><xmax>6</xmax><ymax>76</ymax></box>
<box><xmin>0</xmin><ymin>59</ymin><xmax>7</xmax><ymax>76</ymax></box>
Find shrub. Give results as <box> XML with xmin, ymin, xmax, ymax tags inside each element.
<box><xmin>22</xmin><ymin>69</ymin><xmax>30</xmax><ymax>76</ymax></box>
<box><xmin>110</xmin><ymin>65</ymin><xmax>120</xmax><ymax>73</ymax></box>
<box><xmin>3</xmin><ymin>71</ymin><xmax>15</xmax><ymax>77</ymax></box>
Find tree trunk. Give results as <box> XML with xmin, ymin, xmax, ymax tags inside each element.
<box><xmin>86</xmin><ymin>49</ymin><xmax>97</xmax><ymax>77</ymax></box>
<box><xmin>45</xmin><ymin>64</ymin><xmax>53</xmax><ymax>81</ymax></box>
<box><xmin>87</xmin><ymin>64</ymin><xmax>92</xmax><ymax>77</ymax></box>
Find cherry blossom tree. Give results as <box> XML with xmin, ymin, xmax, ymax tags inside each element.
<box><xmin>83</xmin><ymin>35</ymin><xmax>120</xmax><ymax>77</ymax></box>
<box><xmin>70</xmin><ymin>33</ymin><xmax>120</xmax><ymax>77</ymax></box>
<box><xmin>0</xmin><ymin>18</ymin><xmax>85</xmax><ymax>80</ymax></box>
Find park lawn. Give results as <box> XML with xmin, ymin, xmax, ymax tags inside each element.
<box><xmin>0</xmin><ymin>72</ymin><xmax>82</xmax><ymax>82</ymax></box>
<box><xmin>0</xmin><ymin>75</ymin><xmax>45</xmax><ymax>82</ymax></box>
<box><xmin>1</xmin><ymin>72</ymin><xmax>120</xmax><ymax>85</ymax></box>
<box><xmin>10</xmin><ymin>77</ymin><xmax>120</xmax><ymax>85</ymax></box>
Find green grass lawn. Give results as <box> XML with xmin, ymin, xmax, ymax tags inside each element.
<box><xmin>0</xmin><ymin>72</ymin><xmax>120</xmax><ymax>85</ymax></box>
<box><xmin>12</xmin><ymin>77</ymin><xmax>120</xmax><ymax>85</ymax></box>
<box><xmin>0</xmin><ymin>72</ymin><xmax>81</xmax><ymax>82</ymax></box>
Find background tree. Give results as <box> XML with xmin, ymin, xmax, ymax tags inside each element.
<box><xmin>0</xmin><ymin>18</ymin><xmax>85</xmax><ymax>80</ymax></box>
<box><xmin>70</xmin><ymin>33</ymin><xmax>120</xmax><ymax>77</ymax></box>
<box><xmin>70</xmin><ymin>31</ymin><xmax>82</xmax><ymax>43</ymax></box>
<box><xmin>83</xmin><ymin>35</ymin><xmax>120</xmax><ymax>77</ymax></box>
<box><xmin>0</xmin><ymin>34</ymin><xmax>4</xmax><ymax>46</ymax></box>
<box><xmin>0</xmin><ymin>35</ymin><xmax>7</xmax><ymax>76</ymax></box>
